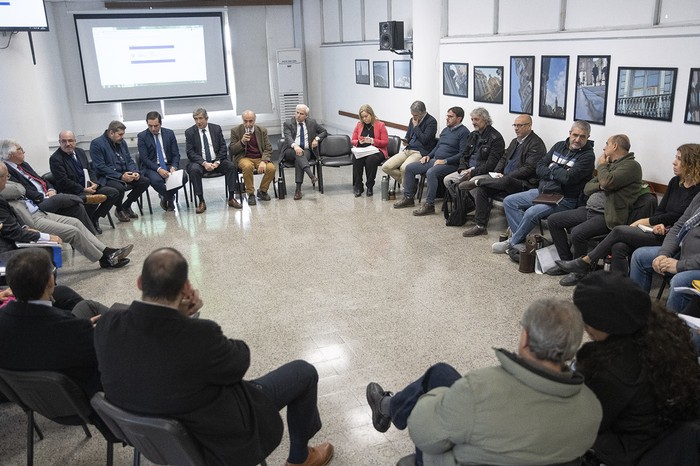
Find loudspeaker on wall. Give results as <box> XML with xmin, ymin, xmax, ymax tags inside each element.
<box><xmin>379</xmin><ymin>21</ymin><xmax>404</xmax><ymax>50</ymax></box>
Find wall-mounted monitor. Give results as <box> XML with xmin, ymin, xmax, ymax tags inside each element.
<box><xmin>74</xmin><ymin>13</ymin><xmax>229</xmax><ymax>103</ymax></box>
<box><xmin>0</xmin><ymin>0</ymin><xmax>49</xmax><ymax>32</ymax></box>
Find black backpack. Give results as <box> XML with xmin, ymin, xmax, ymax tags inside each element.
<box><xmin>443</xmin><ymin>189</ymin><xmax>475</xmax><ymax>226</ymax></box>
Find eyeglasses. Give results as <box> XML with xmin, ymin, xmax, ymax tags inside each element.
<box><xmin>512</xmin><ymin>123</ymin><xmax>530</xmax><ymax>128</ymax></box>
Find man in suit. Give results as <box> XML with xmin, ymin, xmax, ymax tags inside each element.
<box><xmin>0</xmin><ymin>162</ymin><xmax>132</xmax><ymax>269</ymax></box>
<box><xmin>90</xmin><ymin>121</ymin><xmax>151</xmax><ymax>223</ymax></box>
<box><xmin>94</xmin><ymin>248</ymin><xmax>334</xmax><ymax>466</ymax></box>
<box><xmin>0</xmin><ymin>248</ymin><xmax>101</xmax><ymax>398</ymax></box>
<box><xmin>185</xmin><ymin>107</ymin><xmax>241</xmax><ymax>213</ymax></box>
<box><xmin>0</xmin><ymin>139</ymin><xmax>100</xmax><ymax>235</ymax></box>
<box><xmin>280</xmin><ymin>104</ymin><xmax>327</xmax><ymax>200</ymax></box>
<box><xmin>460</xmin><ymin>114</ymin><xmax>547</xmax><ymax>237</ymax></box>
<box><xmin>137</xmin><ymin>111</ymin><xmax>187</xmax><ymax>212</ymax></box>
<box><xmin>229</xmin><ymin>110</ymin><xmax>276</xmax><ymax>206</ymax></box>
<box><xmin>49</xmin><ymin>130</ymin><xmax>120</xmax><ymax>234</ymax></box>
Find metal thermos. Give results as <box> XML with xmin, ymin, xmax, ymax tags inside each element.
<box><xmin>381</xmin><ymin>176</ymin><xmax>389</xmax><ymax>200</ymax></box>
<box><xmin>604</xmin><ymin>254</ymin><xmax>612</xmax><ymax>271</ymax></box>
<box><xmin>278</xmin><ymin>177</ymin><xmax>286</xmax><ymax>199</ymax></box>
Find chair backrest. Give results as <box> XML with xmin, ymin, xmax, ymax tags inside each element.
<box><xmin>319</xmin><ymin>134</ymin><xmax>352</xmax><ymax>158</ymax></box>
<box><xmin>387</xmin><ymin>135</ymin><xmax>402</xmax><ymax>158</ymax></box>
<box><xmin>0</xmin><ymin>368</ymin><xmax>93</xmax><ymax>424</ymax></box>
<box><xmin>90</xmin><ymin>392</ymin><xmax>205</xmax><ymax>466</ymax></box>
<box><xmin>42</xmin><ymin>172</ymin><xmax>56</xmax><ymax>185</ymax></box>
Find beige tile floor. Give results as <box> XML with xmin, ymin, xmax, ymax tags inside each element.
<box><xmin>0</xmin><ymin>167</ymin><xmax>607</xmax><ymax>465</ymax></box>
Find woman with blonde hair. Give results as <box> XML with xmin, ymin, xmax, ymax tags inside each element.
<box><xmin>557</xmin><ymin>143</ymin><xmax>700</xmax><ymax>276</ymax></box>
<box><xmin>351</xmin><ymin>104</ymin><xmax>388</xmax><ymax>197</ymax></box>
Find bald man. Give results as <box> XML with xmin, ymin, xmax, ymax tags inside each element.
<box><xmin>229</xmin><ymin>110</ymin><xmax>276</xmax><ymax>205</ymax></box>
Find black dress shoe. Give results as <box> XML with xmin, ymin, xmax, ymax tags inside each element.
<box><xmin>115</xmin><ymin>210</ymin><xmax>130</xmax><ymax>222</ymax></box>
<box><xmin>353</xmin><ymin>188</ymin><xmax>362</xmax><ymax>197</ymax></box>
<box><xmin>160</xmin><ymin>199</ymin><xmax>168</xmax><ymax>211</ymax></box>
<box><xmin>560</xmin><ymin>272</ymin><xmax>585</xmax><ymax>286</ymax></box>
<box><xmin>92</xmin><ymin>221</ymin><xmax>103</xmax><ymax>235</ymax></box>
<box><xmin>555</xmin><ymin>257</ymin><xmax>591</xmax><ymax>274</ymax></box>
<box><xmin>100</xmin><ymin>257</ymin><xmax>130</xmax><ymax>269</ymax></box>
<box><xmin>125</xmin><ymin>207</ymin><xmax>138</xmax><ymax>219</ymax></box>
<box><xmin>366</xmin><ymin>187</ymin><xmax>373</xmax><ymax>197</ymax></box>
<box><xmin>366</xmin><ymin>382</ymin><xmax>392</xmax><ymax>433</ymax></box>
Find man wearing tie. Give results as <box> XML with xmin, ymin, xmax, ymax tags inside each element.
<box><xmin>137</xmin><ymin>112</ymin><xmax>187</xmax><ymax>212</ymax></box>
<box><xmin>49</xmin><ymin>131</ymin><xmax>120</xmax><ymax>234</ymax></box>
<box><xmin>0</xmin><ymin>139</ymin><xmax>100</xmax><ymax>236</ymax></box>
<box><xmin>90</xmin><ymin>121</ymin><xmax>151</xmax><ymax>223</ymax></box>
<box><xmin>185</xmin><ymin>107</ymin><xmax>241</xmax><ymax>214</ymax></box>
<box><xmin>280</xmin><ymin>104</ymin><xmax>327</xmax><ymax>200</ymax></box>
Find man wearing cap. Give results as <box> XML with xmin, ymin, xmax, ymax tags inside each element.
<box><xmin>365</xmin><ymin>298</ymin><xmax>602</xmax><ymax>466</ymax></box>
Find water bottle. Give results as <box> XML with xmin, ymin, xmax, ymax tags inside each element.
<box><xmin>278</xmin><ymin>177</ymin><xmax>286</xmax><ymax>199</ymax></box>
<box><xmin>381</xmin><ymin>176</ymin><xmax>389</xmax><ymax>201</ymax></box>
<box><xmin>604</xmin><ymin>254</ymin><xmax>612</xmax><ymax>271</ymax></box>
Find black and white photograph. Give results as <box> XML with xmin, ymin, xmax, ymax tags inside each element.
<box><xmin>615</xmin><ymin>67</ymin><xmax>677</xmax><ymax>122</ymax></box>
<box><xmin>355</xmin><ymin>59</ymin><xmax>370</xmax><ymax>85</ymax></box>
<box><xmin>574</xmin><ymin>55</ymin><xmax>611</xmax><ymax>125</ymax></box>
<box><xmin>393</xmin><ymin>60</ymin><xmax>411</xmax><ymax>89</ymax></box>
<box><xmin>539</xmin><ymin>55</ymin><xmax>569</xmax><ymax>120</ymax></box>
<box><xmin>443</xmin><ymin>63</ymin><xmax>468</xmax><ymax>97</ymax></box>
<box><xmin>509</xmin><ymin>56</ymin><xmax>534</xmax><ymax>114</ymax></box>
<box><xmin>373</xmin><ymin>61</ymin><xmax>389</xmax><ymax>88</ymax></box>
<box><xmin>685</xmin><ymin>68</ymin><xmax>700</xmax><ymax>125</ymax></box>
<box><xmin>474</xmin><ymin>66</ymin><xmax>503</xmax><ymax>104</ymax></box>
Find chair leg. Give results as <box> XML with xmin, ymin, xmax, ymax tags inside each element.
<box><xmin>106</xmin><ymin>442</ymin><xmax>114</xmax><ymax>466</ymax></box>
<box><xmin>145</xmin><ymin>190</ymin><xmax>153</xmax><ymax>215</ymax></box>
<box><xmin>133</xmin><ymin>449</ymin><xmax>141</xmax><ymax>466</ymax></box>
<box><xmin>81</xmin><ymin>423</ymin><xmax>92</xmax><ymax>438</ymax></box>
<box><xmin>182</xmin><ymin>183</ymin><xmax>190</xmax><ymax>208</ymax></box>
<box><xmin>317</xmin><ymin>164</ymin><xmax>324</xmax><ymax>194</ymax></box>
<box><xmin>280</xmin><ymin>165</ymin><xmax>288</xmax><ymax>197</ymax></box>
<box><xmin>27</xmin><ymin>411</ymin><xmax>35</xmax><ymax>466</ymax></box>
<box><xmin>416</xmin><ymin>175</ymin><xmax>426</xmax><ymax>203</ymax></box>
<box><xmin>657</xmin><ymin>275</ymin><xmax>670</xmax><ymax>300</ymax></box>
<box><xmin>106</xmin><ymin>212</ymin><xmax>115</xmax><ymax>229</ymax></box>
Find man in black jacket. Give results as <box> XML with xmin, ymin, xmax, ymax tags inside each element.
<box><xmin>461</xmin><ymin>114</ymin><xmax>547</xmax><ymax>236</ymax></box>
<box><xmin>94</xmin><ymin>248</ymin><xmax>334</xmax><ymax>466</ymax></box>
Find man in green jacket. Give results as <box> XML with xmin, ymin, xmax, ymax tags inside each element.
<box><xmin>548</xmin><ymin>134</ymin><xmax>643</xmax><ymax>286</ymax></box>
<box><xmin>366</xmin><ymin>298</ymin><xmax>602</xmax><ymax>466</ymax></box>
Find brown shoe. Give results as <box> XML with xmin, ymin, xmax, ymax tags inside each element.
<box><xmin>228</xmin><ymin>198</ymin><xmax>242</xmax><ymax>209</ymax></box>
<box><xmin>393</xmin><ymin>196</ymin><xmax>415</xmax><ymax>209</ymax></box>
<box><xmin>115</xmin><ymin>210</ymin><xmax>130</xmax><ymax>222</ymax></box>
<box><xmin>196</xmin><ymin>201</ymin><xmax>207</xmax><ymax>214</ymax></box>
<box><xmin>85</xmin><ymin>194</ymin><xmax>107</xmax><ymax>205</ymax></box>
<box><xmin>285</xmin><ymin>443</ymin><xmax>334</xmax><ymax>466</ymax></box>
<box><xmin>412</xmin><ymin>203</ymin><xmax>435</xmax><ymax>216</ymax></box>
<box><xmin>294</xmin><ymin>189</ymin><xmax>302</xmax><ymax>200</ymax></box>
<box><xmin>310</xmin><ymin>174</ymin><xmax>318</xmax><ymax>184</ymax></box>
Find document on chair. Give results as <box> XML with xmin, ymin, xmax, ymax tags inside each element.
<box><xmin>165</xmin><ymin>169</ymin><xmax>185</xmax><ymax>191</ymax></box>
<box><xmin>351</xmin><ymin>145</ymin><xmax>378</xmax><ymax>159</ymax></box>
<box><xmin>15</xmin><ymin>241</ymin><xmax>61</xmax><ymax>247</ymax></box>
<box><xmin>672</xmin><ymin>286</ymin><xmax>700</xmax><ymax>297</ymax></box>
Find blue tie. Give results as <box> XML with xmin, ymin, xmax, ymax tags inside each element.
<box><xmin>202</xmin><ymin>129</ymin><xmax>212</xmax><ymax>162</ymax></box>
<box><xmin>299</xmin><ymin>123</ymin><xmax>305</xmax><ymax>149</ymax></box>
<box><xmin>155</xmin><ymin>134</ymin><xmax>166</xmax><ymax>169</ymax></box>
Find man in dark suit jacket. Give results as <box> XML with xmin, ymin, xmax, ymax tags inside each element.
<box><xmin>280</xmin><ymin>104</ymin><xmax>327</xmax><ymax>200</ymax></box>
<box><xmin>0</xmin><ymin>138</ymin><xmax>100</xmax><ymax>235</ymax></box>
<box><xmin>0</xmin><ymin>249</ymin><xmax>101</xmax><ymax>398</ymax></box>
<box><xmin>185</xmin><ymin>107</ymin><xmax>241</xmax><ymax>213</ymax></box>
<box><xmin>461</xmin><ymin>114</ymin><xmax>548</xmax><ymax>237</ymax></box>
<box><xmin>137</xmin><ymin>111</ymin><xmax>188</xmax><ymax>212</ymax></box>
<box><xmin>49</xmin><ymin>130</ymin><xmax>120</xmax><ymax>234</ymax></box>
<box><xmin>90</xmin><ymin>121</ymin><xmax>151</xmax><ymax>223</ymax></box>
<box><xmin>94</xmin><ymin>248</ymin><xmax>334</xmax><ymax>466</ymax></box>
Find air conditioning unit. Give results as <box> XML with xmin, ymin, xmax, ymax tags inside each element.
<box><xmin>277</xmin><ymin>49</ymin><xmax>304</xmax><ymax>132</ymax></box>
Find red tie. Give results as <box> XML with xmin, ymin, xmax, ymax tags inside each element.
<box><xmin>17</xmin><ymin>164</ymin><xmax>49</xmax><ymax>195</ymax></box>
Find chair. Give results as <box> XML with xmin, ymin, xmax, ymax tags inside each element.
<box><xmin>318</xmin><ymin>134</ymin><xmax>353</xmax><ymax>191</ymax></box>
<box><xmin>130</xmin><ymin>153</ymin><xmax>154</xmax><ymax>215</ymax></box>
<box><xmin>278</xmin><ymin>136</ymin><xmax>323</xmax><ymax>195</ymax></box>
<box><xmin>92</xmin><ymin>392</ymin><xmax>240</xmax><ymax>466</ymax></box>
<box><xmin>236</xmin><ymin>165</ymin><xmax>278</xmax><ymax>200</ymax></box>
<box><xmin>0</xmin><ymin>368</ymin><xmax>115</xmax><ymax>466</ymax></box>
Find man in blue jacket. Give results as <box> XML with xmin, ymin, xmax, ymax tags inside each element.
<box><xmin>90</xmin><ymin>121</ymin><xmax>151</xmax><ymax>223</ymax></box>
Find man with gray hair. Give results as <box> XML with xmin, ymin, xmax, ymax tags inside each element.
<box><xmin>229</xmin><ymin>110</ymin><xmax>275</xmax><ymax>205</ymax></box>
<box><xmin>366</xmin><ymin>298</ymin><xmax>602</xmax><ymax>466</ymax></box>
<box><xmin>280</xmin><ymin>104</ymin><xmax>327</xmax><ymax>200</ymax></box>
<box><xmin>382</xmin><ymin>100</ymin><xmax>438</xmax><ymax>186</ymax></box>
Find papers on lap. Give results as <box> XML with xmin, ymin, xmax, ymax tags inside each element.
<box><xmin>351</xmin><ymin>146</ymin><xmax>378</xmax><ymax>159</ymax></box>
<box><xmin>165</xmin><ymin>169</ymin><xmax>185</xmax><ymax>191</ymax></box>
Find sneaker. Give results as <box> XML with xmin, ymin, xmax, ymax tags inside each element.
<box><xmin>247</xmin><ymin>193</ymin><xmax>257</xmax><ymax>206</ymax></box>
<box><xmin>393</xmin><ymin>196</ymin><xmax>415</xmax><ymax>209</ymax></box>
<box><xmin>412</xmin><ymin>204</ymin><xmax>435</xmax><ymax>216</ymax></box>
<box><xmin>492</xmin><ymin>239</ymin><xmax>511</xmax><ymax>254</ymax></box>
<box><xmin>462</xmin><ymin>225</ymin><xmax>487</xmax><ymax>237</ymax></box>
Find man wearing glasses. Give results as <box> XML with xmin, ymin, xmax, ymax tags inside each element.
<box><xmin>492</xmin><ymin>121</ymin><xmax>595</xmax><ymax>256</ymax></box>
<box><xmin>461</xmin><ymin>115</ymin><xmax>547</xmax><ymax>237</ymax></box>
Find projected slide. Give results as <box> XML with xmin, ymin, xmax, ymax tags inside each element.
<box><xmin>93</xmin><ymin>25</ymin><xmax>207</xmax><ymax>88</ymax></box>
<box><xmin>74</xmin><ymin>13</ymin><xmax>228</xmax><ymax>103</ymax></box>
<box><xmin>0</xmin><ymin>0</ymin><xmax>49</xmax><ymax>31</ymax></box>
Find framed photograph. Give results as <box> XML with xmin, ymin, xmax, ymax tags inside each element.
<box><xmin>615</xmin><ymin>67</ymin><xmax>678</xmax><ymax>122</ymax></box>
<box><xmin>373</xmin><ymin>61</ymin><xmax>389</xmax><ymax>88</ymax></box>
<box><xmin>685</xmin><ymin>68</ymin><xmax>700</xmax><ymax>125</ymax></box>
<box><xmin>443</xmin><ymin>63</ymin><xmax>468</xmax><ymax>97</ymax></box>
<box><xmin>539</xmin><ymin>56</ymin><xmax>569</xmax><ymax>120</ymax></box>
<box><xmin>355</xmin><ymin>59</ymin><xmax>370</xmax><ymax>85</ymax></box>
<box><xmin>393</xmin><ymin>60</ymin><xmax>411</xmax><ymax>89</ymax></box>
<box><xmin>510</xmin><ymin>56</ymin><xmax>534</xmax><ymax>114</ymax></box>
<box><xmin>574</xmin><ymin>55</ymin><xmax>611</xmax><ymax>125</ymax></box>
<box><xmin>473</xmin><ymin>66</ymin><xmax>503</xmax><ymax>104</ymax></box>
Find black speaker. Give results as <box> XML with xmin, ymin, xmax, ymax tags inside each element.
<box><xmin>379</xmin><ymin>21</ymin><xmax>404</xmax><ymax>50</ymax></box>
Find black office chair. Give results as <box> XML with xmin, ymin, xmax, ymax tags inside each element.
<box><xmin>130</xmin><ymin>152</ymin><xmax>153</xmax><ymax>215</ymax></box>
<box><xmin>278</xmin><ymin>136</ymin><xmax>322</xmax><ymax>196</ymax></box>
<box><xmin>0</xmin><ymin>368</ymin><xmax>115</xmax><ymax>466</ymax></box>
<box><xmin>187</xmin><ymin>167</ymin><xmax>237</xmax><ymax>203</ymax></box>
<box><xmin>318</xmin><ymin>134</ymin><xmax>353</xmax><ymax>191</ymax></box>
<box><xmin>91</xmin><ymin>392</ymin><xmax>271</xmax><ymax>466</ymax></box>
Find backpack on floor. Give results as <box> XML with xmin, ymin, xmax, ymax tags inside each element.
<box><xmin>443</xmin><ymin>190</ymin><xmax>474</xmax><ymax>226</ymax></box>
